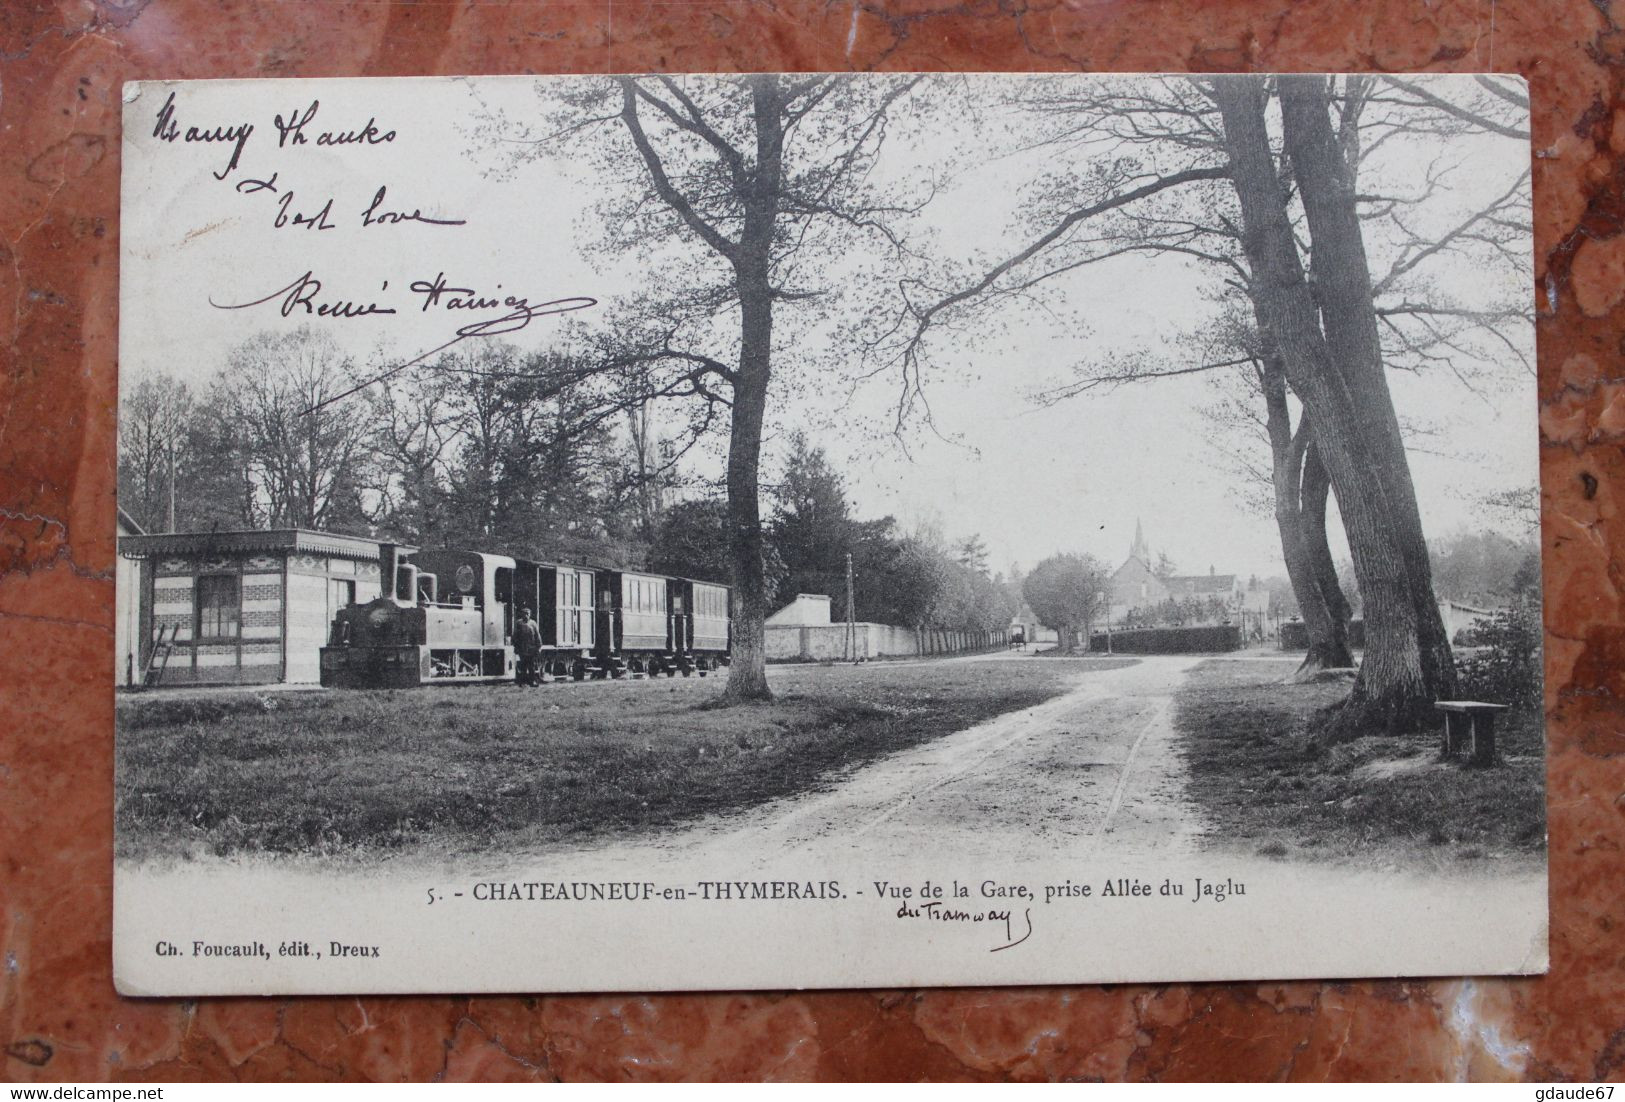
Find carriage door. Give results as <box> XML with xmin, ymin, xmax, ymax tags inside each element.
<box><xmin>670</xmin><ymin>585</ymin><xmax>688</xmax><ymax>654</ymax></box>
<box><xmin>555</xmin><ymin>569</ymin><xmax>579</xmax><ymax>648</ymax></box>
<box><xmin>554</xmin><ymin>570</ymin><xmax>572</xmax><ymax>648</ymax></box>
<box><xmin>493</xmin><ymin>566</ymin><xmax>513</xmax><ymax>644</ymax></box>
<box><xmin>575</xmin><ymin>571</ymin><xmax>595</xmax><ymax>649</ymax></box>
<box><xmin>596</xmin><ymin>577</ymin><xmax>617</xmax><ymax>654</ymax></box>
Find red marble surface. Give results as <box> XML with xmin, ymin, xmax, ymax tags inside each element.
<box><xmin>1</xmin><ymin>0</ymin><xmax>1621</xmax><ymax>1082</ymax></box>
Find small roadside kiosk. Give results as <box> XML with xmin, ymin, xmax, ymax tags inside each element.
<box><xmin>118</xmin><ymin>528</ymin><xmax>397</xmax><ymax>687</ymax></box>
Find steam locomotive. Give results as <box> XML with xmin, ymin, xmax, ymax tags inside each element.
<box><xmin>319</xmin><ymin>543</ymin><xmax>731</xmax><ymax>688</ymax></box>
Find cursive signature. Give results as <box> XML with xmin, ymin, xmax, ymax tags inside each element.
<box><xmin>207</xmin><ymin>269</ymin><xmax>598</xmax><ymax>415</ymax></box>
<box><xmin>210</xmin><ymin>270</ymin><xmax>396</xmax><ymax>319</ymax></box>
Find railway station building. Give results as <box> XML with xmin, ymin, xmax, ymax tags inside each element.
<box><xmin>117</xmin><ymin>528</ymin><xmax>394</xmax><ymax>687</ymax></box>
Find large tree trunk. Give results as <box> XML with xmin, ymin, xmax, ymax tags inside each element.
<box><xmin>724</xmin><ymin>342</ymin><xmax>772</xmax><ymax>700</ymax></box>
<box><xmin>720</xmin><ymin>76</ymin><xmax>787</xmax><ymax>703</ymax></box>
<box><xmin>1299</xmin><ymin>437</ymin><xmax>1353</xmax><ymax>666</ymax></box>
<box><xmin>1258</xmin><ymin>350</ymin><xmax>1352</xmax><ymax>678</ymax></box>
<box><xmin>1278</xmin><ymin>76</ymin><xmax>1456</xmax><ymax>727</ymax></box>
<box><xmin>1211</xmin><ymin>76</ymin><xmax>1450</xmax><ymax>735</ymax></box>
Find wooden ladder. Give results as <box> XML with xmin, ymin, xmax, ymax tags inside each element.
<box><xmin>140</xmin><ymin>622</ymin><xmax>177</xmax><ymax>688</ymax></box>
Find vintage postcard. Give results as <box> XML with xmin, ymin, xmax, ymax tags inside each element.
<box><xmin>114</xmin><ymin>73</ymin><xmax>1545</xmax><ymax>995</ymax></box>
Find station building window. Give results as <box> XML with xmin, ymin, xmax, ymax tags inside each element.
<box><xmin>196</xmin><ymin>574</ymin><xmax>240</xmax><ymax>639</ymax></box>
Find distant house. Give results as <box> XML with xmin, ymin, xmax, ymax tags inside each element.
<box><xmin>1163</xmin><ymin>569</ymin><xmax>1244</xmax><ymax>604</ymax></box>
<box><xmin>118</xmin><ymin>528</ymin><xmax>396</xmax><ymax>687</ymax></box>
<box><xmin>1108</xmin><ymin>519</ymin><xmax>1169</xmax><ymax>621</ymax></box>
<box><xmin>1111</xmin><ymin>556</ymin><xmax>1166</xmax><ymax>614</ymax></box>
<box><xmin>1108</xmin><ymin>519</ymin><xmax>1244</xmax><ymax>625</ymax></box>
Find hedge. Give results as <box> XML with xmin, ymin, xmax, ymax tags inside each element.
<box><xmin>1279</xmin><ymin>619</ymin><xmax>1365</xmax><ymax>650</ymax></box>
<box><xmin>1087</xmin><ymin>625</ymin><xmax>1241</xmax><ymax>654</ymax></box>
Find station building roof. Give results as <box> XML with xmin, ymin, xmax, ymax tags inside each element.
<box><xmin>118</xmin><ymin>527</ymin><xmax>407</xmax><ymax>563</ymax></box>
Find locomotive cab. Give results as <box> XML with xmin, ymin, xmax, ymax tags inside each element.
<box><xmin>320</xmin><ymin>545</ymin><xmax>517</xmax><ymax>687</ymax></box>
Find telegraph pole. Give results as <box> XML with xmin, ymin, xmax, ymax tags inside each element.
<box><xmin>845</xmin><ymin>551</ymin><xmax>856</xmax><ymax>663</ymax></box>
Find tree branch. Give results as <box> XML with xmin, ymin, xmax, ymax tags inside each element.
<box><xmin>1381</xmin><ymin>77</ymin><xmax>1530</xmax><ymax>140</ymax></box>
<box><xmin>617</xmin><ymin>78</ymin><xmax>739</xmax><ymax>262</ymax></box>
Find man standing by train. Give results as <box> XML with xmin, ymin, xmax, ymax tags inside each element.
<box><xmin>515</xmin><ymin>607</ymin><xmax>543</xmax><ymax>686</ymax></box>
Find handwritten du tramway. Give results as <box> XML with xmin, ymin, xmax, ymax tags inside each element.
<box><xmin>320</xmin><ymin>543</ymin><xmax>732</xmax><ymax>687</ymax></box>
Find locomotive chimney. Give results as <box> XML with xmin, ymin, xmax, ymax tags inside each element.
<box><xmin>380</xmin><ymin>542</ymin><xmax>399</xmax><ymax>602</ymax></box>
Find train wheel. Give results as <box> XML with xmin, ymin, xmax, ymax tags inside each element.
<box><xmin>572</xmin><ymin>661</ymin><xmax>587</xmax><ymax>682</ymax></box>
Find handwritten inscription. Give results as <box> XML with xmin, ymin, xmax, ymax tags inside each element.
<box><xmin>144</xmin><ymin>87</ymin><xmax>587</xmax><ymax>371</ymax></box>
<box><xmin>274</xmin><ymin>99</ymin><xmax>397</xmax><ymax>148</ymax></box>
<box><xmin>210</xmin><ymin>270</ymin><xmax>396</xmax><ymax>319</ymax></box>
<box><xmin>151</xmin><ymin>90</ymin><xmax>254</xmax><ymax>181</ymax></box>
<box><xmin>871</xmin><ymin>874</ymin><xmax>1248</xmax><ymax>952</ymax></box>
<box><xmin>363</xmin><ymin>186</ymin><xmax>466</xmax><ymax>228</ymax></box>
<box><xmin>149</xmin><ymin>89</ymin><xmax>461</xmax><ymax>232</ymax></box>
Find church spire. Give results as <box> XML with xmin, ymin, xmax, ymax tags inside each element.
<box><xmin>1130</xmin><ymin>518</ymin><xmax>1149</xmax><ymax>563</ymax></box>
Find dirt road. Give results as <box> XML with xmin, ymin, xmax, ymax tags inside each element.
<box><xmin>512</xmin><ymin>654</ymin><xmax>1213</xmax><ymax>872</ymax></box>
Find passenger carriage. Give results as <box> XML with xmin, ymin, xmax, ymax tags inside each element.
<box><xmin>592</xmin><ymin>571</ymin><xmax>731</xmax><ymax>678</ymax></box>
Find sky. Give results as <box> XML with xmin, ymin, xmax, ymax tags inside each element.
<box><xmin>120</xmin><ymin>74</ymin><xmax>1538</xmax><ymax>582</ymax></box>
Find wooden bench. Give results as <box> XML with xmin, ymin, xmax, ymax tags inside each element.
<box><xmin>1434</xmin><ymin>700</ymin><xmax>1509</xmax><ymax>766</ymax></box>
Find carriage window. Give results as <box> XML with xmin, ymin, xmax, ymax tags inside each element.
<box><xmin>196</xmin><ymin>574</ymin><xmax>240</xmax><ymax>639</ymax></box>
<box><xmin>696</xmin><ymin>588</ymin><xmax>726</xmax><ymax>618</ymax></box>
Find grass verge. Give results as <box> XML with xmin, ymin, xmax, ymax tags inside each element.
<box><xmin>117</xmin><ymin>660</ymin><xmax>1123</xmax><ymax>862</ymax></box>
<box><xmin>1174</xmin><ymin>659</ymin><xmax>1546</xmax><ymax>866</ymax></box>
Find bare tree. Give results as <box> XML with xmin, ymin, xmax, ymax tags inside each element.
<box><xmin>1214</xmin><ymin>74</ymin><xmax>1457</xmax><ymax>731</ymax></box>
<box><xmin>881</xmin><ymin>74</ymin><xmax>1528</xmax><ymax>733</ymax></box>
<box><xmin>118</xmin><ymin>374</ymin><xmax>193</xmax><ymax>532</ymax></box>
<box><xmin>210</xmin><ymin>327</ymin><xmax>376</xmax><ymax>531</ymax></box>
<box><xmin>369</xmin><ymin>370</ymin><xmax>460</xmax><ymax>546</ymax></box>
<box><xmin>503</xmin><ymin>74</ymin><xmax>927</xmax><ymax>701</ymax></box>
